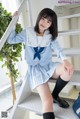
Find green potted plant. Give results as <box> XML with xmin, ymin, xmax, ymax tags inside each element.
<box><xmin>0</xmin><ymin>3</ymin><xmax>23</xmax><ymax>104</ymax></box>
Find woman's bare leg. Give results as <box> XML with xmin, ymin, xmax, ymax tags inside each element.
<box><xmin>36</xmin><ymin>83</ymin><xmax>55</xmax><ymax>119</ymax></box>
<box><xmin>37</xmin><ymin>83</ymin><xmax>53</xmax><ymax>112</ymax></box>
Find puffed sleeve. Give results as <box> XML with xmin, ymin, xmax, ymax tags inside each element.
<box><xmin>51</xmin><ymin>38</ymin><xmax>67</xmax><ymax>61</ymax></box>
<box><xmin>7</xmin><ymin>29</ymin><xmax>26</xmax><ymax>44</ymax></box>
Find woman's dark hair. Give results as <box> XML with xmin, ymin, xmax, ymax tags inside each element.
<box><xmin>34</xmin><ymin>8</ymin><xmax>58</xmax><ymax>40</ymax></box>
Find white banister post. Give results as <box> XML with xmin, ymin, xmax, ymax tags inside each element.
<box><xmin>27</xmin><ymin>0</ymin><xmax>33</xmax><ymax>26</ymax></box>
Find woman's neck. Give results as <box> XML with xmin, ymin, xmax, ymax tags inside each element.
<box><xmin>36</xmin><ymin>32</ymin><xmax>44</xmax><ymax>36</ymax></box>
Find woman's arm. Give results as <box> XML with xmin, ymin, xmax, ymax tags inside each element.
<box><xmin>51</xmin><ymin>38</ymin><xmax>67</xmax><ymax>61</ymax></box>
<box><xmin>51</xmin><ymin>38</ymin><xmax>74</xmax><ymax>75</ymax></box>
<box><xmin>7</xmin><ymin>11</ymin><xmax>26</xmax><ymax>44</ymax></box>
<box><xmin>7</xmin><ymin>29</ymin><xmax>26</xmax><ymax>44</ymax></box>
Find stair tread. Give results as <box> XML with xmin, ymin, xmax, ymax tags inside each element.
<box><xmin>50</xmin><ymin>70</ymin><xmax>80</xmax><ymax>85</ymax></box>
<box><xmin>59</xmin><ymin>13</ymin><xmax>80</xmax><ymax>19</ymax></box>
<box><xmin>52</xmin><ymin>48</ymin><xmax>80</xmax><ymax>56</ymax></box>
<box><xmin>54</xmin><ymin>5</ymin><xmax>80</xmax><ymax>19</ymax></box>
<box><xmin>18</xmin><ymin>93</ymin><xmax>78</xmax><ymax>119</ymax></box>
<box><xmin>58</xmin><ymin>29</ymin><xmax>80</xmax><ymax>35</ymax></box>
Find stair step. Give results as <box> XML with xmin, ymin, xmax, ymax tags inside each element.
<box><xmin>50</xmin><ymin>70</ymin><xmax>80</xmax><ymax>86</ymax></box>
<box><xmin>58</xmin><ymin>29</ymin><xmax>80</xmax><ymax>36</ymax></box>
<box><xmin>52</xmin><ymin>48</ymin><xmax>80</xmax><ymax>56</ymax></box>
<box><xmin>59</xmin><ymin>13</ymin><xmax>80</xmax><ymax>19</ymax></box>
<box><xmin>18</xmin><ymin>93</ymin><xmax>78</xmax><ymax>119</ymax></box>
<box><xmin>54</xmin><ymin>4</ymin><xmax>80</xmax><ymax>19</ymax></box>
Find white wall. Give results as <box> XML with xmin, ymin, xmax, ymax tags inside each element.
<box><xmin>29</xmin><ymin>0</ymin><xmax>57</xmax><ymax>25</ymax></box>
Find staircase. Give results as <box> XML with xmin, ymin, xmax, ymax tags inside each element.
<box><xmin>0</xmin><ymin>1</ymin><xmax>80</xmax><ymax>119</ymax></box>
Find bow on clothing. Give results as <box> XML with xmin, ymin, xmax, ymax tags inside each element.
<box><xmin>33</xmin><ymin>47</ymin><xmax>45</xmax><ymax>60</ymax></box>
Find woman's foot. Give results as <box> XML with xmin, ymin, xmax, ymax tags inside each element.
<box><xmin>53</xmin><ymin>96</ymin><xmax>69</xmax><ymax>108</ymax></box>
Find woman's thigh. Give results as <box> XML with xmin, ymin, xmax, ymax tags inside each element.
<box><xmin>52</xmin><ymin>63</ymin><xmax>63</xmax><ymax>79</ymax></box>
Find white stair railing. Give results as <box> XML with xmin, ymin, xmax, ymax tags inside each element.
<box><xmin>0</xmin><ymin>0</ymin><xmax>27</xmax><ymax>51</ymax></box>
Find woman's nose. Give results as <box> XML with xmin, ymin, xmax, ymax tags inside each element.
<box><xmin>43</xmin><ymin>20</ymin><xmax>47</xmax><ymax>25</ymax></box>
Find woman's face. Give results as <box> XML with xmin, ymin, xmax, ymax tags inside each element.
<box><xmin>38</xmin><ymin>17</ymin><xmax>52</xmax><ymax>33</ymax></box>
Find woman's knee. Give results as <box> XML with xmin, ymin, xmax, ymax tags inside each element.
<box><xmin>61</xmin><ymin>71</ymin><xmax>72</xmax><ymax>81</ymax></box>
<box><xmin>55</xmin><ymin>63</ymin><xmax>74</xmax><ymax>81</ymax></box>
<box><xmin>61</xmin><ymin>66</ymin><xmax>74</xmax><ymax>81</ymax></box>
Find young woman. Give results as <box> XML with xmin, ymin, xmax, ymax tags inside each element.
<box><xmin>8</xmin><ymin>8</ymin><xmax>74</xmax><ymax>119</ymax></box>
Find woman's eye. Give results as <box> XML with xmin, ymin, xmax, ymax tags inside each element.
<box><xmin>47</xmin><ymin>21</ymin><xmax>50</xmax><ymax>23</ymax></box>
<box><xmin>47</xmin><ymin>20</ymin><xmax>51</xmax><ymax>23</ymax></box>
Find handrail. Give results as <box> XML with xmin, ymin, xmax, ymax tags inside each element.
<box><xmin>27</xmin><ymin>0</ymin><xmax>33</xmax><ymax>26</ymax></box>
<box><xmin>0</xmin><ymin>0</ymin><xmax>27</xmax><ymax>51</ymax></box>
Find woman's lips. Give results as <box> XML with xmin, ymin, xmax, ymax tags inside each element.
<box><xmin>40</xmin><ymin>24</ymin><xmax>45</xmax><ymax>28</ymax></box>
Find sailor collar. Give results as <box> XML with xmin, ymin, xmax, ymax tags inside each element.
<box><xmin>26</xmin><ymin>27</ymin><xmax>52</xmax><ymax>47</ymax></box>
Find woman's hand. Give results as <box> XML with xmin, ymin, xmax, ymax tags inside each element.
<box><xmin>12</xmin><ymin>11</ymin><xmax>18</xmax><ymax>17</ymax></box>
<box><xmin>63</xmin><ymin>60</ymin><xmax>74</xmax><ymax>75</ymax></box>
